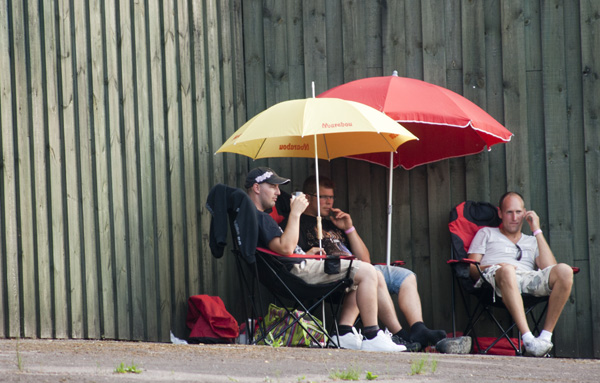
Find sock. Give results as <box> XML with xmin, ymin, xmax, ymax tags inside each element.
<box><xmin>539</xmin><ymin>330</ymin><xmax>552</xmax><ymax>342</ymax></box>
<box><xmin>363</xmin><ymin>325</ymin><xmax>380</xmax><ymax>340</ymax></box>
<box><xmin>522</xmin><ymin>332</ymin><xmax>534</xmax><ymax>344</ymax></box>
<box><xmin>337</xmin><ymin>325</ymin><xmax>353</xmax><ymax>336</ymax></box>
<box><xmin>395</xmin><ymin>328</ymin><xmax>411</xmax><ymax>341</ymax></box>
<box><xmin>409</xmin><ymin>322</ymin><xmax>447</xmax><ymax>346</ymax></box>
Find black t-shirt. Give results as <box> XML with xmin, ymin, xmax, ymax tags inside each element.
<box><xmin>294</xmin><ymin>214</ymin><xmax>353</xmax><ymax>256</ymax></box>
<box><xmin>256</xmin><ymin>210</ymin><xmax>283</xmax><ymax>249</ymax></box>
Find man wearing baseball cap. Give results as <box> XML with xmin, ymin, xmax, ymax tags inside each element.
<box><xmin>245</xmin><ymin>167</ymin><xmax>406</xmax><ymax>352</ymax></box>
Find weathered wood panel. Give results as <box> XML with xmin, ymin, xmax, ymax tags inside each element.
<box><xmin>0</xmin><ymin>0</ymin><xmax>598</xmax><ymax>359</ymax></box>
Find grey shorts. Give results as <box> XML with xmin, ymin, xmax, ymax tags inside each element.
<box><xmin>476</xmin><ymin>264</ymin><xmax>555</xmax><ymax>297</ymax></box>
<box><xmin>373</xmin><ymin>264</ymin><xmax>415</xmax><ymax>296</ymax></box>
<box><xmin>289</xmin><ymin>258</ymin><xmax>359</xmax><ymax>289</ymax></box>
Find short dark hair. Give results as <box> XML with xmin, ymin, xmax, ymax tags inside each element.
<box><xmin>498</xmin><ymin>191</ymin><xmax>524</xmax><ymax>211</ymax></box>
<box><xmin>302</xmin><ymin>175</ymin><xmax>335</xmax><ymax>195</ymax></box>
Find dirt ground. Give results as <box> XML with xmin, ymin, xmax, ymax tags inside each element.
<box><xmin>0</xmin><ymin>338</ymin><xmax>598</xmax><ymax>382</ymax></box>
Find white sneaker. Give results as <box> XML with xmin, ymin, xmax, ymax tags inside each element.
<box><xmin>333</xmin><ymin>327</ymin><xmax>362</xmax><ymax>350</ymax></box>
<box><xmin>361</xmin><ymin>330</ymin><xmax>407</xmax><ymax>352</ymax></box>
<box><xmin>524</xmin><ymin>337</ymin><xmax>553</xmax><ymax>357</ymax></box>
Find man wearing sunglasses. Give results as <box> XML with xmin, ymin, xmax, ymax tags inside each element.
<box><xmin>467</xmin><ymin>192</ymin><xmax>574</xmax><ymax>357</ymax></box>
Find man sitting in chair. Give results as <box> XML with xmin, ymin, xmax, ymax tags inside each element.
<box><xmin>287</xmin><ymin>176</ymin><xmax>466</xmax><ymax>353</ymax></box>
<box><xmin>467</xmin><ymin>191</ymin><xmax>574</xmax><ymax>357</ymax></box>
<box><xmin>245</xmin><ymin>167</ymin><xmax>406</xmax><ymax>352</ymax></box>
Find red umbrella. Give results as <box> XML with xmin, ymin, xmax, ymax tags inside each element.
<box><xmin>318</xmin><ymin>73</ymin><xmax>513</xmax><ymax>264</ymax></box>
<box><xmin>318</xmin><ymin>72</ymin><xmax>513</xmax><ymax>170</ymax></box>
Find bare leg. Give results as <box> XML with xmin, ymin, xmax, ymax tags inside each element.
<box><xmin>495</xmin><ymin>265</ymin><xmax>530</xmax><ymax>334</ymax></box>
<box><xmin>375</xmin><ymin>271</ymin><xmax>402</xmax><ymax>334</ymax></box>
<box><xmin>352</xmin><ymin>263</ymin><xmax>379</xmax><ymax>327</ymax></box>
<box><xmin>543</xmin><ymin>263</ymin><xmax>573</xmax><ymax>332</ymax></box>
<box><xmin>397</xmin><ymin>274</ymin><xmax>424</xmax><ymax>326</ymax></box>
<box><xmin>338</xmin><ymin>291</ymin><xmax>359</xmax><ymax>326</ymax></box>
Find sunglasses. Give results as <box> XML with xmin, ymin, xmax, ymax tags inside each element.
<box><xmin>515</xmin><ymin>244</ymin><xmax>523</xmax><ymax>261</ymax></box>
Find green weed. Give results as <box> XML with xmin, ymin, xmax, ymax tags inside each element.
<box><xmin>329</xmin><ymin>366</ymin><xmax>361</xmax><ymax>381</ymax></box>
<box><xmin>409</xmin><ymin>356</ymin><xmax>437</xmax><ymax>375</ymax></box>
<box><xmin>265</xmin><ymin>332</ymin><xmax>284</xmax><ymax>348</ymax></box>
<box><xmin>16</xmin><ymin>337</ymin><xmax>23</xmax><ymax>371</ymax></box>
<box><xmin>365</xmin><ymin>370</ymin><xmax>378</xmax><ymax>380</ymax></box>
<box><xmin>114</xmin><ymin>361</ymin><xmax>142</xmax><ymax>374</ymax></box>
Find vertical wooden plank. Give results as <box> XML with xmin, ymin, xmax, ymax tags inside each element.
<box><xmin>118</xmin><ymin>0</ymin><xmax>144</xmax><ymax>341</ymax></box>
<box><xmin>105</xmin><ymin>0</ymin><xmax>130</xmax><ymax>340</ymax></box>
<box><xmin>242</xmin><ymin>0</ymin><xmax>265</xmax><ymax>120</ymax></box>
<box><xmin>382</xmin><ymin>0</ymin><xmax>406</xmax><ymax>77</ymax></box>
<box><xmin>89</xmin><ymin>0</ymin><xmax>115</xmax><ymax>340</ymax></box>
<box><xmin>12</xmin><ymin>0</ymin><xmax>37</xmax><ymax>338</ymax></box>
<box><xmin>462</xmin><ymin>0</ymin><xmax>490</xmax><ymax>200</ymax></box>
<box><xmin>0</xmin><ymin>0</ymin><xmax>20</xmax><ymax>338</ymax></box>
<box><xmin>178</xmin><ymin>0</ymin><xmax>199</xmax><ymax>307</ymax></box>
<box><xmin>564</xmin><ymin>0</ymin><xmax>592</xmax><ymax>358</ymax></box>
<box><xmin>580</xmin><ymin>0</ymin><xmax>600</xmax><ymax>359</ymax></box>
<box><xmin>324</xmin><ymin>0</ymin><xmax>343</xmax><ymax>88</ymax></box>
<box><xmin>57</xmin><ymin>0</ymin><xmax>84</xmax><ymax>338</ymax></box>
<box><xmin>365</xmin><ymin>0</ymin><xmax>382</xmax><ymax>77</ymax></box>
<box><xmin>262</xmin><ymin>1</ymin><xmax>293</xmax><ymax>182</ymax></box>
<box><xmin>190</xmin><ymin>0</ymin><xmax>213</xmax><ymax>305</ymax></box>
<box><xmin>73</xmin><ymin>0</ymin><xmax>101</xmax><ymax>340</ymax></box>
<box><xmin>161</xmin><ymin>0</ymin><xmax>186</xmax><ymax>339</ymax></box>
<box><xmin>422</xmin><ymin>0</ymin><xmax>452</xmax><ymax>330</ymax></box>
<box><xmin>524</xmin><ymin>0</ymin><xmax>548</xmax><ymax>221</ymax></box>
<box><xmin>484</xmin><ymin>0</ymin><xmax>507</xmax><ymax>201</ymax></box>
<box><xmin>27</xmin><ymin>0</ymin><xmax>53</xmax><ymax>338</ymax></box>
<box><xmin>303</xmin><ymin>0</ymin><xmax>328</xmax><ymax>94</ymax></box>
<box><xmin>501</xmin><ymin>0</ymin><xmax>530</xmax><ymax>196</ymax></box>
<box><xmin>148</xmin><ymin>0</ymin><xmax>171</xmax><ymax>342</ymax></box>
<box><xmin>341</xmin><ymin>0</ymin><xmax>366</xmax><ymax>82</ymax></box>
<box><xmin>133</xmin><ymin>0</ymin><xmax>158</xmax><ymax>342</ymax></box>
<box><xmin>215</xmin><ymin>0</ymin><xmax>242</xmax><ymax>311</ymax></box>
<box><xmin>540</xmin><ymin>0</ymin><xmax>577</xmax><ymax>356</ymax></box>
<box><xmin>42</xmin><ymin>0</ymin><xmax>68</xmax><ymax>339</ymax></box>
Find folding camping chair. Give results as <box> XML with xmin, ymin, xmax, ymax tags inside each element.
<box><xmin>447</xmin><ymin>201</ymin><xmax>549</xmax><ymax>355</ymax></box>
<box><xmin>206</xmin><ymin>184</ymin><xmax>354</xmax><ymax>347</ymax></box>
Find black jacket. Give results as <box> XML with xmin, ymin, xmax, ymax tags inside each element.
<box><xmin>206</xmin><ymin>184</ymin><xmax>258</xmax><ymax>263</ymax></box>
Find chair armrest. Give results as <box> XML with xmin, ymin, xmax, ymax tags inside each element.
<box><xmin>256</xmin><ymin>246</ymin><xmax>356</xmax><ymax>260</ymax></box>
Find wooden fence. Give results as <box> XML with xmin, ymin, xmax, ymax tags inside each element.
<box><xmin>1</xmin><ymin>0</ymin><xmax>598</xmax><ymax>358</ymax></box>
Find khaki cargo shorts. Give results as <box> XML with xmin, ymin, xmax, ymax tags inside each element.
<box><xmin>476</xmin><ymin>264</ymin><xmax>555</xmax><ymax>298</ymax></box>
<box><xmin>289</xmin><ymin>258</ymin><xmax>359</xmax><ymax>290</ymax></box>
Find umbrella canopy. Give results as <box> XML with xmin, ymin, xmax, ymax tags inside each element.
<box><xmin>318</xmin><ymin>73</ymin><xmax>513</xmax><ymax>170</ymax></box>
<box><xmin>217</xmin><ymin>96</ymin><xmax>417</xmax><ymax>251</ymax></box>
<box><xmin>318</xmin><ymin>74</ymin><xmax>513</xmax><ymax>265</ymax></box>
<box><xmin>217</xmin><ymin>97</ymin><xmax>417</xmax><ymax>160</ymax></box>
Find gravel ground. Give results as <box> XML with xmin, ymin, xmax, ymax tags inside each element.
<box><xmin>0</xmin><ymin>338</ymin><xmax>598</xmax><ymax>382</ymax></box>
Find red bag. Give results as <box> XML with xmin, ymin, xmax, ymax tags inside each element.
<box><xmin>186</xmin><ymin>295</ymin><xmax>239</xmax><ymax>343</ymax></box>
<box><xmin>472</xmin><ymin>337</ymin><xmax>519</xmax><ymax>356</ymax></box>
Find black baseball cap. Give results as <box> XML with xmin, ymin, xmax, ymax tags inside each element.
<box><xmin>244</xmin><ymin>167</ymin><xmax>290</xmax><ymax>189</ymax></box>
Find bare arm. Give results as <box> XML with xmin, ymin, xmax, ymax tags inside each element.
<box><xmin>329</xmin><ymin>207</ymin><xmax>371</xmax><ymax>262</ymax></box>
<box><xmin>268</xmin><ymin>195</ymin><xmax>308</xmax><ymax>255</ymax></box>
<box><xmin>467</xmin><ymin>252</ymin><xmax>484</xmax><ymax>280</ymax></box>
<box><xmin>524</xmin><ymin>210</ymin><xmax>557</xmax><ymax>269</ymax></box>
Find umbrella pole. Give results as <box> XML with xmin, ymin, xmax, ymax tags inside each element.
<box><xmin>386</xmin><ymin>152</ymin><xmax>393</xmax><ymax>266</ymax></box>
<box><xmin>315</xmin><ymin>135</ymin><xmax>323</xmax><ymax>250</ymax></box>
<box><xmin>312</xmin><ymin>82</ymin><xmax>323</xmax><ymax>252</ymax></box>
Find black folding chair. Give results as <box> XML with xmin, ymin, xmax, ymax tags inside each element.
<box><xmin>206</xmin><ymin>184</ymin><xmax>353</xmax><ymax>347</ymax></box>
<box><xmin>447</xmin><ymin>201</ymin><xmax>549</xmax><ymax>355</ymax></box>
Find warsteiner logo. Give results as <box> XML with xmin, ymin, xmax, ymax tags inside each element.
<box><xmin>279</xmin><ymin>143</ymin><xmax>310</xmax><ymax>151</ymax></box>
<box><xmin>322</xmin><ymin>122</ymin><xmax>353</xmax><ymax>128</ymax></box>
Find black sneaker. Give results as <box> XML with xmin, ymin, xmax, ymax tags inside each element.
<box><xmin>435</xmin><ymin>336</ymin><xmax>472</xmax><ymax>354</ymax></box>
<box><xmin>391</xmin><ymin>334</ymin><xmax>421</xmax><ymax>352</ymax></box>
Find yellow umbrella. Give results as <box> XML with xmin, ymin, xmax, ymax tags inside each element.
<box><xmin>217</xmin><ymin>97</ymin><xmax>418</xmax><ymax>248</ymax></box>
<box><xmin>217</xmin><ymin>98</ymin><xmax>417</xmax><ymax>160</ymax></box>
